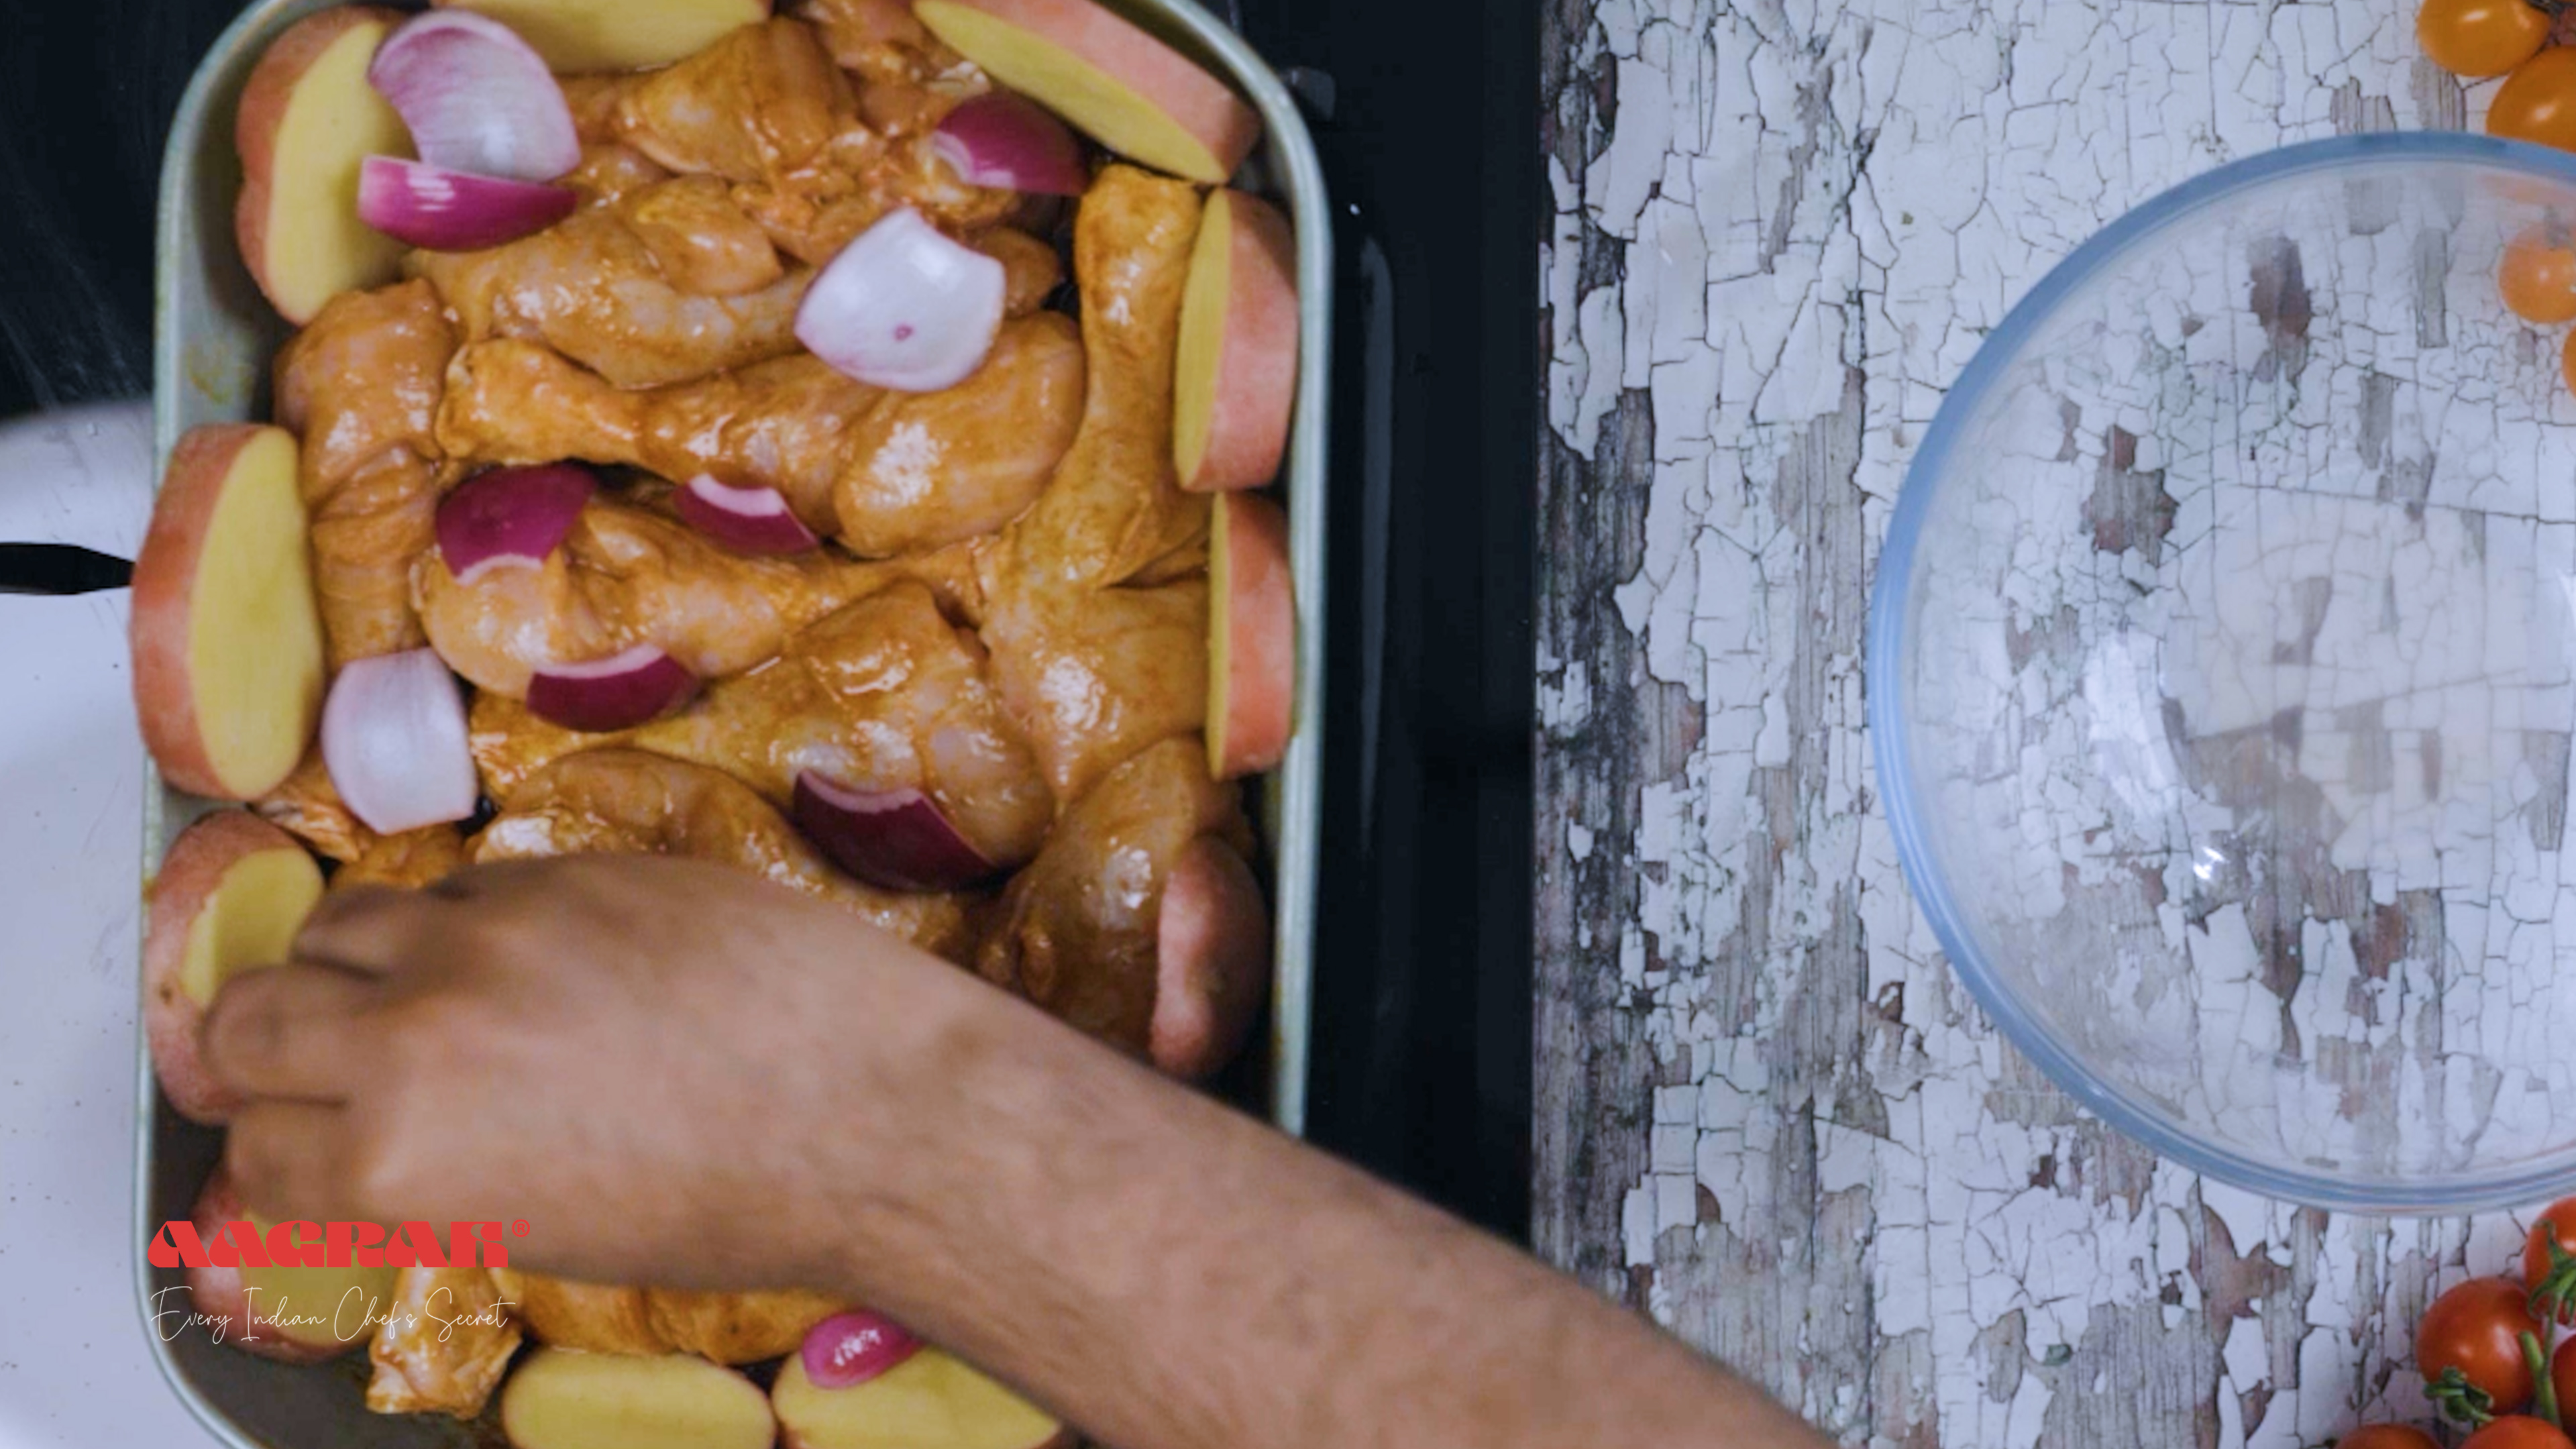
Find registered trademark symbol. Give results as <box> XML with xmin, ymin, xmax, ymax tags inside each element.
<box><xmin>511</xmin><ymin>1220</ymin><xmax>530</xmax><ymax>1236</ymax></box>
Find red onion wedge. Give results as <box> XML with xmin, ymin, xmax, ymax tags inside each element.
<box><xmin>796</xmin><ymin>208</ymin><xmax>1008</xmax><ymax>393</ymax></box>
<box><xmin>435</xmin><ymin>463</ymin><xmax>596</xmax><ymax>584</ymax></box>
<box><xmin>368</xmin><ymin>9</ymin><xmax>580</xmax><ymax>182</ymax></box>
<box><xmin>321</xmin><ymin>649</ymin><xmax>480</xmax><ymax>835</ymax></box>
<box><xmin>793</xmin><ymin>773</ymin><xmax>997</xmax><ymax>893</ymax></box>
<box><xmin>800</xmin><ymin>1310</ymin><xmax>922</xmax><ymax>1391</ymax></box>
<box><xmin>525</xmin><ymin>646</ymin><xmax>700</xmax><ymax>733</ymax></box>
<box><xmin>674</xmin><ymin>474</ymin><xmax>821</xmax><ymax>555</ymax></box>
<box><xmin>931</xmin><ymin>93</ymin><xmax>1087</xmax><ymax>197</ymax></box>
<box><xmin>359</xmin><ymin>156</ymin><xmax>576</xmax><ymax>252</ymax></box>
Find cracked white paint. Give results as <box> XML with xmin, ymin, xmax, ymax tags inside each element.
<box><xmin>1538</xmin><ymin>1</ymin><xmax>2576</xmax><ymax>1444</ymax></box>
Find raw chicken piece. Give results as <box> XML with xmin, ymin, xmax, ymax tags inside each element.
<box><xmin>473</xmin><ymin>749</ymin><xmax>977</xmax><ymax>959</ymax></box>
<box><xmin>274</xmin><ymin>280</ymin><xmax>459</xmax><ymax>668</ymax></box>
<box><xmin>366</xmin><ymin>1267</ymin><xmax>521</xmax><ymax>1419</ymax></box>
<box><xmin>606</xmin><ymin>14</ymin><xmax>1012</xmax><ymax>264</ymax></box>
<box><xmin>408</xmin><ymin>203</ymin><xmax>812</xmax><ymax>389</ymax></box>
<box><xmin>560</xmin><ymin>142</ymin><xmax>673</xmax><ymax>207</ymax></box>
<box><xmin>437</xmin><ymin>306</ymin><xmax>1079</xmax><ymax>553</ymax></box>
<box><xmin>798</xmin><ymin>0</ymin><xmax>945</xmax><ymax>84</ymax></box>
<box><xmin>1006</xmin><ymin>166</ymin><xmax>1208</xmax><ymax>591</ymax></box>
<box><xmin>472</xmin><ymin>581</ymin><xmax>1051</xmax><ymax>871</ymax></box>
<box><xmin>489</xmin><ymin>1270</ymin><xmax>840</xmax><ymax>1364</ymax></box>
<box><xmin>413</xmin><ymin>491</ymin><xmax>914</xmax><ymax>698</ymax></box>
<box><xmin>979</xmin><ymin>557</ymin><xmax>1210</xmax><ymax>805</ymax></box>
<box><xmin>560</xmin><ymin>74</ymin><xmax>640</xmax><ymax>145</ymax></box>
<box><xmin>619</xmin><ymin>174</ymin><xmax>784</xmax><ymax>295</ymax></box>
<box><xmin>975</xmin><ymin>738</ymin><xmax>1260</xmax><ymax>1067</ymax></box>
<box><xmin>255</xmin><ymin>751</ymin><xmax>378</xmax><ymax>863</ymax></box>
<box><xmin>614</xmin><ymin>19</ymin><xmax>852</xmax><ymax>186</ymax></box>
<box><xmin>334</xmin><ymin>826</ymin><xmax>470</xmax><ymax>892</ymax></box>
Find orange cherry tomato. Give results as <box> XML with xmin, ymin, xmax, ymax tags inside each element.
<box><xmin>2340</xmin><ymin>1426</ymin><xmax>2443</xmax><ymax>1449</ymax></box>
<box><xmin>2493</xmin><ymin>47</ymin><xmax>2576</xmax><ymax>153</ymax></box>
<box><xmin>2465</xmin><ymin>1417</ymin><xmax>2576</xmax><ymax>1449</ymax></box>
<box><xmin>2422</xmin><ymin>1277</ymin><xmax>2542</xmax><ymax>1421</ymax></box>
<box><xmin>2561</xmin><ymin>328</ymin><xmax>2576</xmax><ymax>398</ymax></box>
<box><xmin>2502</xmin><ymin>229</ymin><xmax>2576</xmax><ymax>323</ymax></box>
<box><xmin>2422</xmin><ymin>0</ymin><xmax>2555</xmax><ymax>78</ymax></box>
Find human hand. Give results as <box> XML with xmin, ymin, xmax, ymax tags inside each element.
<box><xmin>199</xmin><ymin>855</ymin><xmax>986</xmax><ymax>1293</ymax></box>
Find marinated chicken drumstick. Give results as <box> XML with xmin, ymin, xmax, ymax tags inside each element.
<box><xmin>473</xmin><ymin>749</ymin><xmax>978</xmax><ymax>961</ymax></box>
<box><xmin>273</xmin><ymin>279</ymin><xmax>459</xmax><ymax>668</ymax></box>
<box><xmin>437</xmin><ymin>305</ymin><xmax>1079</xmax><ymax>555</ymax></box>
<box><xmin>607</xmin><ymin>15</ymin><xmax>1016</xmax><ymax>265</ymax></box>
<box><xmin>977</xmin><ymin>737</ymin><xmax>1271</xmax><ymax>1080</ymax></box>
<box><xmin>413</xmin><ymin>490</ymin><xmax>972</xmax><ymax>698</ymax></box>
<box><xmin>472</xmin><ymin>581</ymin><xmax>1052</xmax><ymax>873</ymax></box>
<box><xmin>407</xmin><ymin>202</ymin><xmax>814</xmax><ymax>390</ymax></box>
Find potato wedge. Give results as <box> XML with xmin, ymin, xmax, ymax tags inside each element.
<box><xmin>774</xmin><ymin>1344</ymin><xmax>1069</xmax><ymax>1449</ymax></box>
<box><xmin>234</xmin><ymin>7</ymin><xmax>413</xmax><ymax>323</ymax></box>
<box><xmin>143</xmin><ymin>811</ymin><xmax>324</xmax><ymax>1123</ymax></box>
<box><xmin>915</xmin><ymin>0</ymin><xmax>1258</xmax><ymax>184</ymax></box>
<box><xmin>502</xmin><ymin>1348</ymin><xmax>776</xmax><ymax>1449</ymax></box>
<box><xmin>1206</xmin><ymin>490</ymin><xmax>1293</xmax><ymax>780</ymax></box>
<box><xmin>132</xmin><ymin>425</ymin><xmax>327</xmax><ymax>800</ymax></box>
<box><xmin>1175</xmin><ymin>189</ymin><xmax>1297</xmax><ymax>491</ymax></box>
<box><xmin>437</xmin><ymin>0</ymin><xmax>769</xmax><ymax>72</ymax></box>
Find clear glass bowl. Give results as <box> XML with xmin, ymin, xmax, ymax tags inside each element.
<box><xmin>1872</xmin><ymin>133</ymin><xmax>2576</xmax><ymax>1214</ymax></box>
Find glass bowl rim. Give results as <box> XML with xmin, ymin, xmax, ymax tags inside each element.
<box><xmin>1866</xmin><ymin>131</ymin><xmax>2576</xmax><ymax>1215</ymax></box>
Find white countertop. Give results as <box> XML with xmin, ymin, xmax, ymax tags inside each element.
<box><xmin>0</xmin><ymin>402</ymin><xmax>221</xmax><ymax>1446</ymax></box>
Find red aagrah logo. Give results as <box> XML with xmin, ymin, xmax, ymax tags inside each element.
<box><xmin>148</xmin><ymin>1218</ymin><xmax>529</xmax><ymax>1271</ymax></box>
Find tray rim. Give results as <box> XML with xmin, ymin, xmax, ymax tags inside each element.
<box><xmin>138</xmin><ymin>2</ymin><xmax>1332</xmax><ymax>1442</ymax></box>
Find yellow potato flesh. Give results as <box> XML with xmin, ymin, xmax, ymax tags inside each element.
<box><xmin>237</xmin><ymin>1212</ymin><xmax>400</xmax><ymax>1352</ymax></box>
<box><xmin>1206</xmin><ymin>491</ymin><xmax>1237</xmax><ymax>778</ymax></box>
<box><xmin>187</xmin><ymin>429</ymin><xmax>325</xmax><ymax>796</ymax></box>
<box><xmin>915</xmin><ymin>3</ymin><xmax>1226</xmax><ymax>182</ymax></box>
<box><xmin>1173</xmin><ymin>189</ymin><xmax>1234</xmax><ymax>485</ymax></box>
<box><xmin>503</xmin><ymin>1349</ymin><xmax>777</xmax><ymax>1449</ymax></box>
<box><xmin>262</xmin><ymin>20</ymin><xmax>410</xmax><ymax>323</ymax></box>
<box><xmin>176</xmin><ymin>847</ymin><xmax>324</xmax><ymax>1007</ymax></box>
<box><xmin>773</xmin><ymin>1347</ymin><xmax>1061</xmax><ymax>1449</ymax></box>
<box><xmin>438</xmin><ymin>0</ymin><xmax>767</xmax><ymax>72</ymax></box>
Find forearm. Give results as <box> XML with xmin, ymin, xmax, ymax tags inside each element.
<box><xmin>822</xmin><ymin>976</ymin><xmax>1831</xmax><ymax>1449</ymax></box>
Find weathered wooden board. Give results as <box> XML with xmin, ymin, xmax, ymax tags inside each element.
<box><xmin>1533</xmin><ymin>3</ymin><xmax>2549</xmax><ymax>1444</ymax></box>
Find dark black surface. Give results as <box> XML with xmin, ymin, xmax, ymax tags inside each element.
<box><xmin>0</xmin><ymin>0</ymin><xmax>1540</xmax><ymax>1238</ymax></box>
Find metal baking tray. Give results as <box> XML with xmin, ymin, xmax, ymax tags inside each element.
<box><xmin>138</xmin><ymin>1</ymin><xmax>1330</xmax><ymax>1441</ymax></box>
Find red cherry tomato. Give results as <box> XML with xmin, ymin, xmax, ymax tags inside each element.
<box><xmin>2340</xmin><ymin>1426</ymin><xmax>2443</xmax><ymax>1449</ymax></box>
<box><xmin>2502</xmin><ymin>229</ymin><xmax>2576</xmax><ymax>323</ymax></box>
<box><xmin>2554</xmin><ymin>1335</ymin><xmax>2576</xmax><ymax>1430</ymax></box>
<box><xmin>2492</xmin><ymin>48</ymin><xmax>2576</xmax><ymax>154</ymax></box>
<box><xmin>2422</xmin><ymin>1277</ymin><xmax>2543</xmax><ymax>1421</ymax></box>
<box><xmin>2529</xmin><ymin>1197</ymin><xmax>2576</xmax><ymax>1323</ymax></box>
<box><xmin>2421</xmin><ymin>0</ymin><xmax>2555</xmax><ymax>78</ymax></box>
<box><xmin>2465</xmin><ymin>1416</ymin><xmax>2576</xmax><ymax>1449</ymax></box>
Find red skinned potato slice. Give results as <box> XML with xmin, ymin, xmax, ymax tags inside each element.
<box><xmin>132</xmin><ymin>424</ymin><xmax>327</xmax><ymax>800</ymax></box>
<box><xmin>914</xmin><ymin>0</ymin><xmax>1260</xmax><ymax>184</ymax></box>
<box><xmin>434</xmin><ymin>0</ymin><xmax>771</xmax><ymax>72</ymax></box>
<box><xmin>234</xmin><ymin>6</ymin><xmax>413</xmax><ymax>324</ymax></box>
<box><xmin>1207</xmin><ymin>491</ymin><xmax>1293</xmax><ymax>780</ymax></box>
<box><xmin>1151</xmin><ymin>835</ymin><xmax>1271</xmax><ymax>1079</ymax></box>
<box><xmin>1175</xmin><ymin>189</ymin><xmax>1297</xmax><ymax>491</ymax></box>
<box><xmin>180</xmin><ymin>1167</ymin><xmax>397</xmax><ymax>1364</ymax></box>
<box><xmin>500</xmin><ymin>1348</ymin><xmax>777</xmax><ymax>1449</ymax></box>
<box><xmin>773</xmin><ymin>1342</ymin><xmax>1070</xmax><ymax>1449</ymax></box>
<box><xmin>144</xmin><ymin>812</ymin><xmax>325</xmax><ymax>1124</ymax></box>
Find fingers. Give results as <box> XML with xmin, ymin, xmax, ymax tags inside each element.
<box><xmin>291</xmin><ymin>883</ymin><xmax>442</xmax><ymax>976</ymax></box>
<box><xmin>223</xmin><ymin>1100</ymin><xmax>361</xmax><ymax>1224</ymax></box>
<box><xmin>199</xmin><ymin>963</ymin><xmax>376</xmax><ymax>1104</ymax></box>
